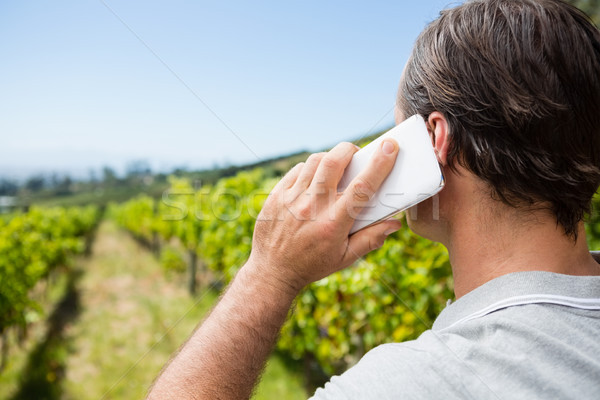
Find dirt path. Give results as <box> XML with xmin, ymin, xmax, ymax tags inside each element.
<box><xmin>63</xmin><ymin>221</ymin><xmax>218</xmax><ymax>399</ymax></box>
<box><xmin>1</xmin><ymin>220</ymin><xmax>306</xmax><ymax>399</ymax></box>
<box><xmin>57</xmin><ymin>221</ymin><xmax>307</xmax><ymax>400</ymax></box>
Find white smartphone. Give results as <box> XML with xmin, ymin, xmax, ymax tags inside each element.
<box><xmin>337</xmin><ymin>115</ymin><xmax>444</xmax><ymax>234</ymax></box>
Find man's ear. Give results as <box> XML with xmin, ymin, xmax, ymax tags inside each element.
<box><xmin>427</xmin><ymin>112</ymin><xmax>450</xmax><ymax>166</ymax></box>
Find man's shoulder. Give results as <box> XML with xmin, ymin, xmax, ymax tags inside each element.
<box><xmin>310</xmin><ymin>330</ymin><xmax>483</xmax><ymax>400</ymax></box>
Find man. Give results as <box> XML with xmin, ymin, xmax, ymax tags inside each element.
<box><xmin>147</xmin><ymin>0</ymin><xmax>600</xmax><ymax>398</ymax></box>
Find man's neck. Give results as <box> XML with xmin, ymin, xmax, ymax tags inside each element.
<box><xmin>446</xmin><ymin>207</ymin><xmax>600</xmax><ymax>299</ymax></box>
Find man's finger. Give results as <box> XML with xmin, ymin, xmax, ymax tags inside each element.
<box><xmin>310</xmin><ymin>142</ymin><xmax>358</xmax><ymax>191</ymax></box>
<box><xmin>341</xmin><ymin>219</ymin><xmax>402</xmax><ymax>267</ymax></box>
<box><xmin>293</xmin><ymin>152</ymin><xmax>326</xmax><ymax>192</ymax></box>
<box><xmin>272</xmin><ymin>162</ymin><xmax>304</xmax><ymax>193</ymax></box>
<box><xmin>336</xmin><ymin>139</ymin><xmax>399</xmax><ymax>226</ymax></box>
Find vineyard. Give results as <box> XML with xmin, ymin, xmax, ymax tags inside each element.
<box><xmin>108</xmin><ymin>166</ymin><xmax>600</xmax><ymax>377</ymax></box>
<box><xmin>4</xmin><ymin>159</ymin><xmax>600</xmax><ymax>397</ymax></box>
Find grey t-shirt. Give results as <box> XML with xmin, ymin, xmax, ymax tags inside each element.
<box><xmin>311</xmin><ymin>265</ymin><xmax>600</xmax><ymax>399</ymax></box>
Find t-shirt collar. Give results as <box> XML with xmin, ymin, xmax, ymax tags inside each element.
<box><xmin>432</xmin><ymin>254</ymin><xmax>600</xmax><ymax>332</ymax></box>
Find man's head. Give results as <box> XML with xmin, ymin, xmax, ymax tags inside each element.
<box><xmin>398</xmin><ymin>0</ymin><xmax>600</xmax><ymax>239</ymax></box>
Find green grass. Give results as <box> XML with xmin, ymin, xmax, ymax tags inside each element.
<box><xmin>0</xmin><ymin>221</ymin><xmax>308</xmax><ymax>399</ymax></box>
<box><xmin>254</xmin><ymin>352</ymin><xmax>306</xmax><ymax>400</ymax></box>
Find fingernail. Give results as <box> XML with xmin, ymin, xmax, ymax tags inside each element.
<box><xmin>382</xmin><ymin>140</ymin><xmax>395</xmax><ymax>155</ymax></box>
<box><xmin>354</xmin><ymin>144</ymin><xmax>361</xmax><ymax>151</ymax></box>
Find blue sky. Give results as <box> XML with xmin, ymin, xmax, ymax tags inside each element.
<box><xmin>0</xmin><ymin>0</ymin><xmax>456</xmax><ymax>179</ymax></box>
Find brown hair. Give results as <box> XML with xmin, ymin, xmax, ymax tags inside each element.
<box><xmin>399</xmin><ymin>0</ymin><xmax>600</xmax><ymax>238</ymax></box>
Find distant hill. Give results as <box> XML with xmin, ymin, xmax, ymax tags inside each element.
<box><xmin>15</xmin><ymin>127</ymin><xmax>390</xmax><ymax>209</ymax></box>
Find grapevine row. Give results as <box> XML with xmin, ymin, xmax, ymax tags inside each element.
<box><xmin>0</xmin><ymin>205</ymin><xmax>100</xmax><ymax>366</ymax></box>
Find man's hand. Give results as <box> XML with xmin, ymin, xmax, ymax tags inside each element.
<box><xmin>249</xmin><ymin>139</ymin><xmax>403</xmax><ymax>295</ymax></box>
<box><xmin>146</xmin><ymin>139</ymin><xmax>401</xmax><ymax>400</ymax></box>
